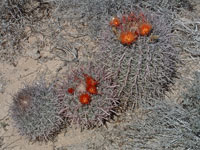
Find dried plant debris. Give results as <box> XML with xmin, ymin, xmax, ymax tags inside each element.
<box><xmin>0</xmin><ymin>0</ymin><xmax>94</xmax><ymax>64</ymax></box>
<box><xmin>182</xmin><ymin>71</ymin><xmax>200</xmax><ymax>111</ymax></box>
<box><xmin>181</xmin><ymin>71</ymin><xmax>200</xmax><ymax>138</ymax></box>
<box><xmin>0</xmin><ymin>137</ymin><xmax>3</xmax><ymax>149</ymax></box>
<box><xmin>141</xmin><ymin>0</ymin><xmax>194</xmax><ymax>12</ymax></box>
<box><xmin>175</xmin><ymin>13</ymin><xmax>200</xmax><ymax>56</ymax></box>
<box><xmin>87</xmin><ymin>100</ymin><xmax>200</xmax><ymax>150</ymax></box>
<box><xmin>0</xmin><ymin>0</ymin><xmax>53</xmax><ymax>64</ymax></box>
<box><xmin>10</xmin><ymin>79</ymin><xmax>64</xmax><ymax>142</ymax></box>
<box><xmin>0</xmin><ymin>73</ymin><xmax>7</xmax><ymax>93</ymax></box>
<box><xmin>170</xmin><ymin>0</ymin><xmax>194</xmax><ymax>11</ymax></box>
<box><xmin>0</xmin><ymin>114</ymin><xmax>10</xmax><ymax>149</ymax></box>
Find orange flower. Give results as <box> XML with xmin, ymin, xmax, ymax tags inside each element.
<box><xmin>85</xmin><ymin>75</ymin><xmax>98</xmax><ymax>87</ymax></box>
<box><xmin>79</xmin><ymin>93</ymin><xmax>91</xmax><ymax>105</ymax></box>
<box><xmin>86</xmin><ymin>85</ymin><xmax>98</xmax><ymax>95</ymax></box>
<box><xmin>139</xmin><ymin>23</ymin><xmax>152</xmax><ymax>36</ymax></box>
<box><xmin>68</xmin><ymin>88</ymin><xmax>75</xmax><ymax>94</ymax></box>
<box><xmin>110</xmin><ymin>17</ymin><xmax>120</xmax><ymax>27</ymax></box>
<box><xmin>120</xmin><ymin>31</ymin><xmax>138</xmax><ymax>45</ymax></box>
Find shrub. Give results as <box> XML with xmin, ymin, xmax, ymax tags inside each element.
<box><xmin>88</xmin><ymin>100</ymin><xmax>200</xmax><ymax>150</ymax></box>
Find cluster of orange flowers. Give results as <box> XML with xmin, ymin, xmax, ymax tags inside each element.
<box><xmin>109</xmin><ymin>12</ymin><xmax>152</xmax><ymax>45</ymax></box>
<box><xmin>68</xmin><ymin>74</ymin><xmax>98</xmax><ymax>105</ymax></box>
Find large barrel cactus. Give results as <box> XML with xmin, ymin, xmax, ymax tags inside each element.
<box><xmin>95</xmin><ymin>6</ymin><xmax>179</xmax><ymax>109</ymax></box>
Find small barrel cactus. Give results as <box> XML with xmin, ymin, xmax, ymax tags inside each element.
<box><xmin>10</xmin><ymin>80</ymin><xmax>64</xmax><ymax>141</ymax></box>
<box><xmin>95</xmin><ymin>7</ymin><xmax>179</xmax><ymax>109</ymax></box>
<box><xmin>56</xmin><ymin>62</ymin><xmax>119</xmax><ymax>129</ymax></box>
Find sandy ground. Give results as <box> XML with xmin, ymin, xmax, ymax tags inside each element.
<box><xmin>0</xmin><ymin>1</ymin><xmax>200</xmax><ymax>150</ymax></box>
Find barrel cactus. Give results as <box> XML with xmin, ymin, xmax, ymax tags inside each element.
<box><xmin>10</xmin><ymin>80</ymin><xmax>63</xmax><ymax>141</ymax></box>
<box><xmin>56</xmin><ymin>62</ymin><xmax>119</xmax><ymax>129</ymax></box>
<box><xmin>95</xmin><ymin>6</ymin><xmax>179</xmax><ymax>109</ymax></box>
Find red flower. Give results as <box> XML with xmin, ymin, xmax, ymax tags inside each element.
<box><xmin>120</xmin><ymin>31</ymin><xmax>138</xmax><ymax>45</ymax></box>
<box><xmin>110</xmin><ymin>17</ymin><xmax>120</xmax><ymax>27</ymax></box>
<box><xmin>139</xmin><ymin>23</ymin><xmax>152</xmax><ymax>36</ymax></box>
<box><xmin>85</xmin><ymin>74</ymin><xmax>98</xmax><ymax>87</ymax></box>
<box><xmin>86</xmin><ymin>85</ymin><xmax>98</xmax><ymax>95</ymax></box>
<box><xmin>68</xmin><ymin>88</ymin><xmax>75</xmax><ymax>94</ymax></box>
<box><xmin>79</xmin><ymin>93</ymin><xmax>91</xmax><ymax>105</ymax></box>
